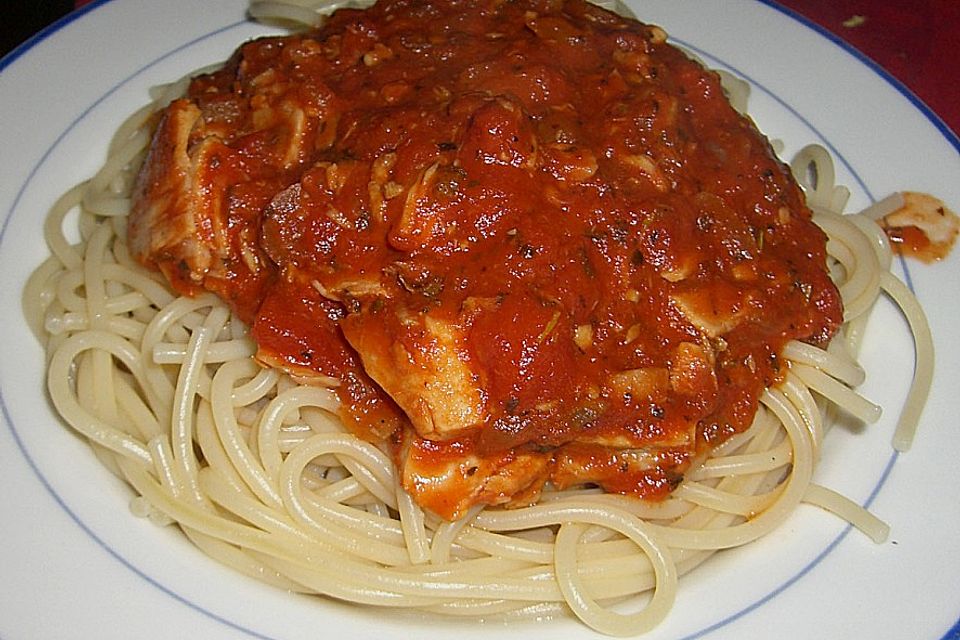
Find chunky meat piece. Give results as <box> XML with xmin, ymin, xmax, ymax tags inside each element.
<box><xmin>397</xmin><ymin>428</ymin><xmax>551</xmax><ymax>518</ymax></box>
<box><xmin>340</xmin><ymin>309</ymin><xmax>488</xmax><ymax>440</ymax></box>
<box><xmin>129</xmin><ymin>100</ymin><xmax>208</xmax><ymax>290</ymax></box>
<box><xmin>129</xmin><ymin>0</ymin><xmax>842</xmax><ymax>519</ymax></box>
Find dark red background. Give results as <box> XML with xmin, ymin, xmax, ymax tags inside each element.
<box><xmin>2</xmin><ymin>0</ymin><xmax>957</xmax><ymax>137</ymax></box>
<box><xmin>774</xmin><ymin>0</ymin><xmax>959</xmax><ymax>138</ymax></box>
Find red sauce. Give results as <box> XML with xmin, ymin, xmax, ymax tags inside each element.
<box><xmin>887</xmin><ymin>225</ymin><xmax>932</xmax><ymax>259</ymax></box>
<box><xmin>130</xmin><ymin>0</ymin><xmax>842</xmax><ymax>519</ymax></box>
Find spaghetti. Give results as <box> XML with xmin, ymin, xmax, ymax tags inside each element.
<box><xmin>22</xmin><ymin>0</ymin><xmax>932</xmax><ymax>636</ymax></box>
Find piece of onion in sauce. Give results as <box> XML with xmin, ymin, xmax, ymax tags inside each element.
<box><xmin>880</xmin><ymin>191</ymin><xmax>959</xmax><ymax>262</ymax></box>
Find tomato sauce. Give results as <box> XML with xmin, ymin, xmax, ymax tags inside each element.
<box><xmin>130</xmin><ymin>0</ymin><xmax>842</xmax><ymax>519</ymax></box>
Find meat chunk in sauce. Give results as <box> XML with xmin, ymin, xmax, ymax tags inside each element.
<box><xmin>129</xmin><ymin>0</ymin><xmax>842</xmax><ymax>519</ymax></box>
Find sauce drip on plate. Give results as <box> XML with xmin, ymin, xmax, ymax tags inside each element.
<box><xmin>882</xmin><ymin>191</ymin><xmax>959</xmax><ymax>262</ymax></box>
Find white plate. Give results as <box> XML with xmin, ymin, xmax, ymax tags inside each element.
<box><xmin>1</xmin><ymin>1</ymin><xmax>958</xmax><ymax>638</ymax></box>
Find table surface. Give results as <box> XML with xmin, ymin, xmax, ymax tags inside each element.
<box><xmin>775</xmin><ymin>0</ymin><xmax>959</xmax><ymax>138</ymax></box>
<box><xmin>2</xmin><ymin>0</ymin><xmax>958</xmax><ymax>136</ymax></box>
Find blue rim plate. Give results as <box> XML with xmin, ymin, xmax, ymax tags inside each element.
<box><xmin>1</xmin><ymin>1</ymin><xmax>958</xmax><ymax>638</ymax></box>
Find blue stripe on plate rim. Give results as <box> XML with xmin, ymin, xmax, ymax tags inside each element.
<box><xmin>0</xmin><ymin>0</ymin><xmax>955</xmax><ymax>637</ymax></box>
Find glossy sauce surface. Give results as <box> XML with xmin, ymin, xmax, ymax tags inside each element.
<box><xmin>129</xmin><ymin>0</ymin><xmax>842</xmax><ymax>519</ymax></box>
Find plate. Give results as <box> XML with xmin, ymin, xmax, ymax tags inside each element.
<box><xmin>1</xmin><ymin>1</ymin><xmax>958</xmax><ymax>638</ymax></box>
